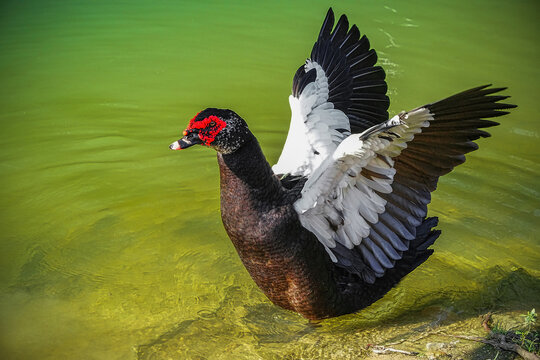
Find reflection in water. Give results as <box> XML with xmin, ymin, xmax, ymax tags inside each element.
<box><xmin>0</xmin><ymin>0</ymin><xmax>538</xmax><ymax>358</ymax></box>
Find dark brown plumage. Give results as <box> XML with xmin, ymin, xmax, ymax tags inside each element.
<box><xmin>215</xmin><ymin>134</ymin><xmax>443</xmax><ymax>319</ymax></box>
<box><xmin>169</xmin><ymin>9</ymin><xmax>516</xmax><ymax>320</ymax></box>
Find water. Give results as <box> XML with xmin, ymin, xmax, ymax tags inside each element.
<box><xmin>1</xmin><ymin>0</ymin><xmax>539</xmax><ymax>359</ymax></box>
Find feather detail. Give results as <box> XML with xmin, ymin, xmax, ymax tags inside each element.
<box><xmin>295</xmin><ymin>85</ymin><xmax>514</xmax><ymax>279</ymax></box>
<box><xmin>273</xmin><ymin>8</ymin><xmax>388</xmax><ymax>177</ymax></box>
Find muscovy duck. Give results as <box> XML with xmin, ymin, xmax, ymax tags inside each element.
<box><xmin>169</xmin><ymin>8</ymin><xmax>516</xmax><ymax>320</ymax></box>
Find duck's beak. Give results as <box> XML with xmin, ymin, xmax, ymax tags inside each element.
<box><xmin>169</xmin><ymin>133</ymin><xmax>202</xmax><ymax>150</ymax></box>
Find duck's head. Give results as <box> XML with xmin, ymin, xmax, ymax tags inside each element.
<box><xmin>170</xmin><ymin>108</ymin><xmax>250</xmax><ymax>154</ymax></box>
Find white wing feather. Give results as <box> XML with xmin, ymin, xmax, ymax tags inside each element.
<box><xmin>272</xmin><ymin>61</ymin><xmax>351</xmax><ymax>176</ymax></box>
<box><xmin>294</xmin><ymin>109</ymin><xmax>433</xmax><ymax>266</ymax></box>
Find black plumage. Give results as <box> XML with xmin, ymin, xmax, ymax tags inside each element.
<box><xmin>296</xmin><ymin>8</ymin><xmax>389</xmax><ymax>133</ymax></box>
<box><xmin>170</xmin><ymin>9</ymin><xmax>516</xmax><ymax>320</ymax></box>
<box><xmin>292</xmin><ymin>66</ymin><xmax>317</xmax><ymax>98</ymax></box>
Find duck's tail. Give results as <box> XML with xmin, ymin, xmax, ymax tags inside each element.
<box><xmin>406</xmin><ymin>217</ymin><xmax>440</xmax><ymax>267</ymax></box>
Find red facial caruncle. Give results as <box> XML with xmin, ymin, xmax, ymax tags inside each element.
<box><xmin>184</xmin><ymin>114</ymin><xmax>227</xmax><ymax>146</ymax></box>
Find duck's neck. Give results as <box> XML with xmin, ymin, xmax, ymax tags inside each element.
<box><xmin>217</xmin><ymin>134</ymin><xmax>283</xmax><ymax>203</ymax></box>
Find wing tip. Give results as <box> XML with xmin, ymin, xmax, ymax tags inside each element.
<box><xmin>426</xmin><ymin>84</ymin><xmax>518</xmax><ymax>116</ymax></box>
<box><xmin>319</xmin><ymin>8</ymin><xmax>335</xmax><ymax>39</ymax></box>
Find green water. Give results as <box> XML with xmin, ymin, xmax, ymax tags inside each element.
<box><xmin>1</xmin><ymin>0</ymin><xmax>538</xmax><ymax>359</ymax></box>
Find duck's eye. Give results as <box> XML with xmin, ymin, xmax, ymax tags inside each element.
<box><xmin>209</xmin><ymin>121</ymin><xmax>216</xmax><ymax>127</ymax></box>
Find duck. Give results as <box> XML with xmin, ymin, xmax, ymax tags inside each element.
<box><xmin>169</xmin><ymin>8</ymin><xmax>516</xmax><ymax>320</ymax></box>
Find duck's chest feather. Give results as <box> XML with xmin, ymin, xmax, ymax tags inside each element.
<box><xmin>216</xmin><ymin>142</ymin><xmax>345</xmax><ymax>319</ymax></box>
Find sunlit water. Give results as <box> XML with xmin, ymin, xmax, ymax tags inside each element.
<box><xmin>1</xmin><ymin>0</ymin><xmax>539</xmax><ymax>359</ymax></box>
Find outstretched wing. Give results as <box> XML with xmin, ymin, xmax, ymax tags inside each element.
<box><xmin>272</xmin><ymin>8</ymin><xmax>389</xmax><ymax>177</ymax></box>
<box><xmin>295</xmin><ymin>85</ymin><xmax>516</xmax><ymax>283</ymax></box>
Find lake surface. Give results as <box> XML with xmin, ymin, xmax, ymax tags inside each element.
<box><xmin>1</xmin><ymin>0</ymin><xmax>539</xmax><ymax>359</ymax></box>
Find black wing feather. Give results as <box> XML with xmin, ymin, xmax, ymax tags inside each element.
<box><xmin>292</xmin><ymin>66</ymin><xmax>317</xmax><ymax>98</ymax></box>
<box><xmin>292</xmin><ymin>8</ymin><xmax>389</xmax><ymax>133</ymax></box>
